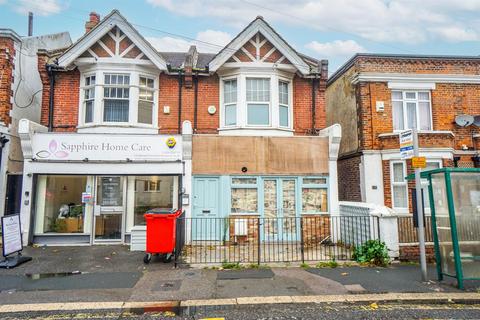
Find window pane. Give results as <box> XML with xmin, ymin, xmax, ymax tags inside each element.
<box><xmin>279</xmin><ymin>81</ymin><xmax>289</xmax><ymax>105</ymax></box>
<box><xmin>85</xmin><ymin>100</ymin><xmax>94</xmax><ymax>123</ymax></box>
<box><xmin>405</xmin><ymin>92</ymin><xmax>416</xmax><ymax>99</ymax></box>
<box><xmin>302</xmin><ymin>188</ymin><xmax>328</xmax><ymax>212</ymax></box>
<box><xmin>418</xmin><ymin>92</ymin><xmax>429</xmax><ymax>100</ymax></box>
<box><xmin>418</xmin><ymin>101</ymin><xmax>431</xmax><ymax>130</ymax></box>
<box><xmin>393</xmin><ymin>162</ymin><xmax>404</xmax><ymax>183</ymax></box>
<box><xmin>279</xmin><ymin>105</ymin><xmax>289</xmax><ymax>127</ymax></box>
<box><xmin>231</xmin><ymin>188</ymin><xmax>258</xmax><ymax>213</ymax></box>
<box><xmin>406</xmin><ymin>102</ymin><xmax>417</xmax><ymax>129</ymax></box>
<box><xmin>138</xmin><ymin>100</ymin><xmax>153</xmax><ymax>124</ymax></box>
<box><xmin>139</xmin><ymin>89</ymin><xmax>153</xmax><ymax>101</ymax></box>
<box><xmin>224</xmin><ymin>80</ymin><xmax>237</xmax><ymax>104</ymax></box>
<box><xmin>37</xmin><ymin>175</ymin><xmax>87</xmax><ymax>234</ymax></box>
<box><xmin>232</xmin><ymin>178</ymin><xmax>256</xmax><ymax>185</ymax></box>
<box><xmin>246</xmin><ymin>78</ymin><xmax>270</xmax><ymax>102</ymax></box>
<box><xmin>392</xmin><ymin>101</ymin><xmax>404</xmax><ymax>130</ymax></box>
<box><xmin>393</xmin><ymin>185</ymin><xmax>407</xmax><ymax>208</ymax></box>
<box><xmin>134</xmin><ymin>176</ymin><xmax>174</xmax><ymax>225</ymax></box>
<box><xmin>104</xmin><ymin>99</ymin><xmax>129</xmax><ymax>122</ymax></box>
<box><xmin>97</xmin><ymin>177</ymin><xmax>123</xmax><ymax>206</ymax></box>
<box><xmin>104</xmin><ymin>75</ymin><xmax>110</xmax><ymax>84</ymax></box>
<box><xmin>303</xmin><ymin>178</ymin><xmax>327</xmax><ymax>185</ymax></box>
<box><xmin>392</xmin><ymin>91</ymin><xmax>402</xmax><ymax>100</ymax></box>
<box><xmin>225</xmin><ymin>104</ymin><xmax>236</xmax><ymax>126</ymax></box>
<box><xmin>247</xmin><ymin>104</ymin><xmax>269</xmax><ymax>125</ymax></box>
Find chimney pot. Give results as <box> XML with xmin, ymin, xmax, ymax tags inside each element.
<box><xmin>85</xmin><ymin>12</ymin><xmax>100</xmax><ymax>33</ymax></box>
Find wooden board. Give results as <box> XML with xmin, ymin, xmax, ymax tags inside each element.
<box><xmin>192</xmin><ymin>135</ymin><xmax>329</xmax><ymax>175</ymax></box>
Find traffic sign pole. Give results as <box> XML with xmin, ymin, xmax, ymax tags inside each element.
<box><xmin>413</xmin><ymin>127</ymin><xmax>428</xmax><ymax>281</ymax></box>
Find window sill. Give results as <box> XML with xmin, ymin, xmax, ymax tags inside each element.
<box><xmin>77</xmin><ymin>124</ymin><xmax>159</xmax><ymax>134</ymax></box>
<box><xmin>379</xmin><ymin>131</ymin><xmax>454</xmax><ymax>138</ymax></box>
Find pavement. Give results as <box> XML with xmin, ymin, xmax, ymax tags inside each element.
<box><xmin>0</xmin><ymin>245</ymin><xmax>479</xmax><ymax>318</ymax></box>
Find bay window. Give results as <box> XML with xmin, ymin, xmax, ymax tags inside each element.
<box><xmin>391</xmin><ymin>161</ymin><xmax>408</xmax><ymax>210</ymax></box>
<box><xmin>392</xmin><ymin>91</ymin><xmax>432</xmax><ymax>131</ymax></box>
<box><xmin>84</xmin><ymin>75</ymin><xmax>95</xmax><ymax>123</ymax></box>
<box><xmin>223</xmin><ymin>79</ymin><xmax>237</xmax><ymax>126</ymax></box>
<box><xmin>220</xmin><ymin>73</ymin><xmax>292</xmax><ymax>131</ymax></box>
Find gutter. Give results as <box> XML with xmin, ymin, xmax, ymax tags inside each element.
<box><xmin>177</xmin><ymin>72</ymin><xmax>183</xmax><ymax>134</ymax></box>
<box><xmin>46</xmin><ymin>64</ymin><xmax>57</xmax><ymax>132</ymax></box>
<box><xmin>193</xmin><ymin>73</ymin><xmax>198</xmax><ymax>132</ymax></box>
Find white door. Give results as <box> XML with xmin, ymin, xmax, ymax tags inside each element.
<box><xmin>93</xmin><ymin>176</ymin><xmax>126</xmax><ymax>243</ymax></box>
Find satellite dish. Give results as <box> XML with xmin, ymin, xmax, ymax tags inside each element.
<box><xmin>455</xmin><ymin>114</ymin><xmax>474</xmax><ymax>127</ymax></box>
<box><xmin>473</xmin><ymin>115</ymin><xmax>480</xmax><ymax>127</ymax></box>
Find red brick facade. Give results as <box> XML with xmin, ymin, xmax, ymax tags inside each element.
<box><xmin>0</xmin><ymin>36</ymin><xmax>15</xmax><ymax>126</ymax></box>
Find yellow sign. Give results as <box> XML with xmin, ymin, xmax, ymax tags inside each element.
<box><xmin>411</xmin><ymin>156</ymin><xmax>426</xmax><ymax>168</ymax></box>
<box><xmin>166</xmin><ymin>137</ymin><xmax>176</xmax><ymax>149</ymax></box>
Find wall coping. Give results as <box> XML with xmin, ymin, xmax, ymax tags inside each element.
<box><xmin>378</xmin><ymin>131</ymin><xmax>455</xmax><ymax>139</ymax></box>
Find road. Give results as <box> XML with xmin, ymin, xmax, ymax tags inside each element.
<box><xmin>2</xmin><ymin>302</ymin><xmax>480</xmax><ymax>319</ymax></box>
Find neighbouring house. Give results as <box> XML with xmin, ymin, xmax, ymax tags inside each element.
<box><xmin>0</xmin><ymin>28</ymin><xmax>71</xmax><ymax>221</ymax></box>
<box><xmin>326</xmin><ymin>53</ymin><xmax>480</xmax><ymax>259</ymax></box>
<box><xmin>18</xmin><ymin>10</ymin><xmax>341</xmax><ymax>249</ymax></box>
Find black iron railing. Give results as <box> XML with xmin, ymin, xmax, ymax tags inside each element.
<box><xmin>174</xmin><ymin>215</ymin><xmax>379</xmax><ymax>264</ymax></box>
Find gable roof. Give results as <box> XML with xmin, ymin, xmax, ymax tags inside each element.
<box><xmin>57</xmin><ymin>10</ymin><xmax>168</xmax><ymax>70</ymax></box>
<box><xmin>208</xmin><ymin>16</ymin><xmax>312</xmax><ymax>75</ymax></box>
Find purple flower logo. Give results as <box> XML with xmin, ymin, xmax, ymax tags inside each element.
<box><xmin>36</xmin><ymin>140</ymin><xmax>69</xmax><ymax>159</ymax></box>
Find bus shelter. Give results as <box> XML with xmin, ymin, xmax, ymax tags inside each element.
<box><xmin>421</xmin><ymin>168</ymin><xmax>480</xmax><ymax>289</ymax></box>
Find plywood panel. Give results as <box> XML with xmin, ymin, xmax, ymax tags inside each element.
<box><xmin>192</xmin><ymin>136</ymin><xmax>329</xmax><ymax>175</ymax></box>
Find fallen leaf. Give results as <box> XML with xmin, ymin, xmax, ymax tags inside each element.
<box><xmin>341</xmin><ymin>272</ymin><xmax>349</xmax><ymax>276</ymax></box>
<box><xmin>369</xmin><ymin>302</ymin><xmax>378</xmax><ymax>310</ymax></box>
<box><xmin>163</xmin><ymin>311</ymin><xmax>176</xmax><ymax>317</ymax></box>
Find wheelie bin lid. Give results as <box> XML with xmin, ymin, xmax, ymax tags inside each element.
<box><xmin>145</xmin><ymin>208</ymin><xmax>177</xmax><ymax>214</ymax></box>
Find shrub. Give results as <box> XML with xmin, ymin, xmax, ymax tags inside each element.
<box><xmin>221</xmin><ymin>261</ymin><xmax>243</xmax><ymax>270</ymax></box>
<box><xmin>352</xmin><ymin>240</ymin><xmax>390</xmax><ymax>266</ymax></box>
<box><xmin>316</xmin><ymin>260</ymin><xmax>339</xmax><ymax>268</ymax></box>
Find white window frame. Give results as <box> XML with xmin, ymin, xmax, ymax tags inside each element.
<box><xmin>278</xmin><ymin>79</ymin><xmax>291</xmax><ymax>128</ymax></box>
<box><xmin>246</xmin><ymin>76</ymin><xmax>271</xmax><ymax>127</ymax></box>
<box><xmin>392</xmin><ymin>90</ymin><xmax>433</xmax><ymax>132</ymax></box>
<box><xmin>219</xmin><ymin>70</ymin><xmax>294</xmax><ymax>133</ymax></box>
<box><xmin>137</xmin><ymin>75</ymin><xmax>155</xmax><ymax>125</ymax></box>
<box><xmin>222</xmin><ymin>77</ymin><xmax>239</xmax><ymax>127</ymax></box>
<box><xmin>390</xmin><ymin>160</ymin><xmax>409</xmax><ymax>212</ymax></box>
<box><xmin>78</xmin><ymin>65</ymin><xmax>159</xmax><ymax>134</ymax></box>
<box><xmin>102</xmin><ymin>73</ymin><xmax>131</xmax><ymax>123</ymax></box>
<box><xmin>82</xmin><ymin>74</ymin><xmax>96</xmax><ymax>124</ymax></box>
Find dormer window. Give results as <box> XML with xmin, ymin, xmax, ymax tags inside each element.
<box><xmin>78</xmin><ymin>67</ymin><xmax>159</xmax><ymax>133</ymax></box>
<box><xmin>220</xmin><ymin>72</ymin><xmax>293</xmax><ymax>134</ymax></box>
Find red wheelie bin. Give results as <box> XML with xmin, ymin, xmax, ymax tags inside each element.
<box><xmin>143</xmin><ymin>208</ymin><xmax>182</xmax><ymax>264</ymax></box>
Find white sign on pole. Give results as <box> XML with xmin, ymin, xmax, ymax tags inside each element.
<box><xmin>1</xmin><ymin>214</ymin><xmax>23</xmax><ymax>257</ymax></box>
<box><xmin>400</xmin><ymin>130</ymin><xmax>414</xmax><ymax>159</ymax></box>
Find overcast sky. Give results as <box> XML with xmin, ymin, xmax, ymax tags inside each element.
<box><xmin>1</xmin><ymin>0</ymin><xmax>480</xmax><ymax>73</ymax></box>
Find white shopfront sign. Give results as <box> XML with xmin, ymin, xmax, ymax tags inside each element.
<box><xmin>31</xmin><ymin>133</ymin><xmax>182</xmax><ymax>161</ymax></box>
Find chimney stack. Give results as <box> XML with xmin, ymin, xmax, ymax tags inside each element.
<box><xmin>85</xmin><ymin>12</ymin><xmax>100</xmax><ymax>33</ymax></box>
<box><xmin>28</xmin><ymin>12</ymin><xmax>33</xmax><ymax>36</ymax></box>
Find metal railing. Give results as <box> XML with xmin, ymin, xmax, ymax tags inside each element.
<box><xmin>397</xmin><ymin>215</ymin><xmax>433</xmax><ymax>244</ymax></box>
<box><xmin>175</xmin><ymin>215</ymin><xmax>379</xmax><ymax>264</ymax></box>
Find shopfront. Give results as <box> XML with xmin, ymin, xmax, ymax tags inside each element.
<box><xmin>18</xmin><ymin>119</ymin><xmax>192</xmax><ymax>247</ymax></box>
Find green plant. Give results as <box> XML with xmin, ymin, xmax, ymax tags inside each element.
<box><xmin>352</xmin><ymin>240</ymin><xmax>390</xmax><ymax>267</ymax></box>
<box><xmin>300</xmin><ymin>262</ymin><xmax>310</xmax><ymax>269</ymax></box>
<box><xmin>48</xmin><ymin>217</ymin><xmax>66</xmax><ymax>232</ymax></box>
<box><xmin>316</xmin><ymin>260</ymin><xmax>339</xmax><ymax>268</ymax></box>
<box><xmin>221</xmin><ymin>261</ymin><xmax>243</xmax><ymax>270</ymax></box>
<box><xmin>69</xmin><ymin>205</ymin><xmax>83</xmax><ymax>217</ymax></box>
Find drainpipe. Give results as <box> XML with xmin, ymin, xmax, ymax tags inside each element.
<box><xmin>177</xmin><ymin>72</ymin><xmax>183</xmax><ymax>134</ymax></box>
<box><xmin>47</xmin><ymin>64</ymin><xmax>56</xmax><ymax>132</ymax></box>
<box><xmin>193</xmin><ymin>73</ymin><xmax>198</xmax><ymax>132</ymax></box>
<box><xmin>311</xmin><ymin>76</ymin><xmax>317</xmax><ymax>133</ymax></box>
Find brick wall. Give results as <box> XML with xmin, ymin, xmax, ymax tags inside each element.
<box><xmin>399</xmin><ymin>245</ymin><xmax>435</xmax><ymax>262</ymax></box>
<box><xmin>0</xmin><ymin>36</ymin><xmax>15</xmax><ymax>126</ymax></box>
<box><xmin>337</xmin><ymin>155</ymin><xmax>362</xmax><ymax>201</ymax></box>
<box><xmin>41</xmin><ymin>67</ymin><xmax>326</xmax><ymax>134</ymax></box>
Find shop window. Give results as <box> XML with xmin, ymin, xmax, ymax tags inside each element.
<box><xmin>301</xmin><ymin>177</ymin><xmax>328</xmax><ymax>213</ymax></box>
<box><xmin>36</xmin><ymin>175</ymin><xmax>87</xmax><ymax>234</ymax></box>
<box><xmin>134</xmin><ymin>176</ymin><xmax>174</xmax><ymax>225</ymax></box>
<box><xmin>231</xmin><ymin>177</ymin><xmax>258</xmax><ymax>214</ymax></box>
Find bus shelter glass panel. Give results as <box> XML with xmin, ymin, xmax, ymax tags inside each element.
<box><xmin>450</xmin><ymin>172</ymin><xmax>480</xmax><ymax>279</ymax></box>
<box><xmin>431</xmin><ymin>172</ymin><xmax>455</xmax><ymax>277</ymax></box>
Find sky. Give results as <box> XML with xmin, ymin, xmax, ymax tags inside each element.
<box><xmin>1</xmin><ymin>0</ymin><xmax>480</xmax><ymax>73</ymax></box>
